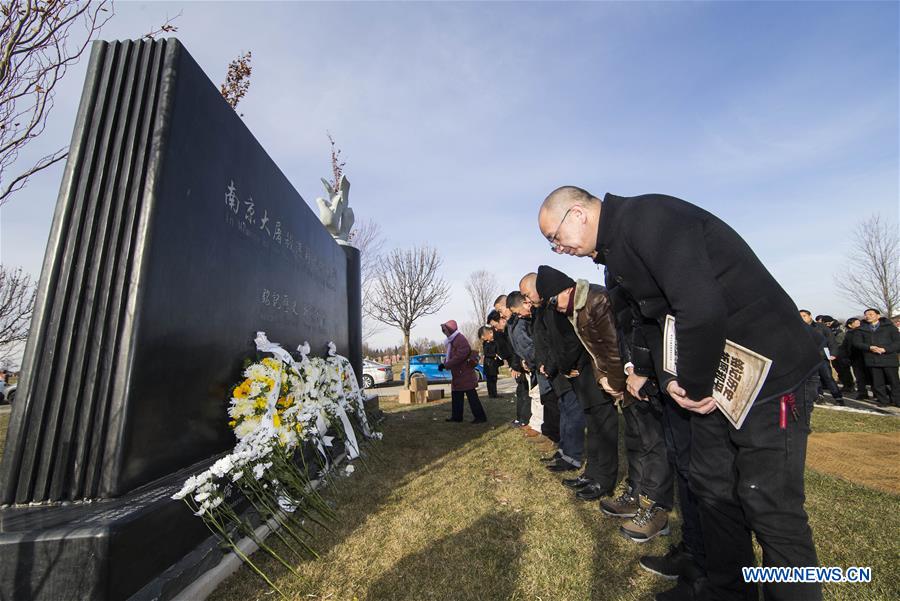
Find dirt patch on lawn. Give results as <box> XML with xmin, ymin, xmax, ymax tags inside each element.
<box><xmin>807</xmin><ymin>432</ymin><xmax>900</xmax><ymax>495</ymax></box>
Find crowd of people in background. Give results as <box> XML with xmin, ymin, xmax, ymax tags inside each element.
<box><xmin>433</xmin><ymin>186</ymin><xmax>898</xmax><ymax>601</ymax></box>
<box><xmin>799</xmin><ymin>309</ymin><xmax>900</xmax><ymax>407</ymax></box>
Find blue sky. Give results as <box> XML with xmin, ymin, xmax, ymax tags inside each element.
<box><xmin>1</xmin><ymin>1</ymin><xmax>897</xmax><ymax>353</ymax></box>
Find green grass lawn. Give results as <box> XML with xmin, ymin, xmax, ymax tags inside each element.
<box><xmin>810</xmin><ymin>406</ymin><xmax>900</xmax><ymax>434</ymax></box>
<box><xmin>208</xmin><ymin>397</ymin><xmax>900</xmax><ymax>601</ymax></box>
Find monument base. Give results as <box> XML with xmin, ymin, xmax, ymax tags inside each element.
<box><xmin>0</xmin><ymin>438</ymin><xmax>349</xmax><ymax>601</ymax></box>
<box><xmin>0</xmin><ymin>459</ymin><xmax>213</xmax><ymax>600</ymax></box>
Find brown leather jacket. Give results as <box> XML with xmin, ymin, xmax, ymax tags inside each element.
<box><xmin>568</xmin><ymin>279</ymin><xmax>626</xmax><ymax>394</ymax></box>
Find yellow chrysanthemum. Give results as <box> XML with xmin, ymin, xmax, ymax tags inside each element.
<box><xmin>273</xmin><ymin>414</ymin><xmax>281</xmax><ymax>429</ymax></box>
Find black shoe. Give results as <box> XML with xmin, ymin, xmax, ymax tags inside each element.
<box><xmin>655</xmin><ymin>576</ymin><xmax>709</xmax><ymax>601</ymax></box>
<box><xmin>445</xmin><ymin>418</ymin><xmax>463</xmax><ymax>422</ymax></box>
<box><xmin>640</xmin><ymin>542</ymin><xmax>691</xmax><ymax>580</ymax></box>
<box><xmin>562</xmin><ymin>476</ymin><xmax>593</xmax><ymax>490</ymax></box>
<box><xmin>546</xmin><ymin>458</ymin><xmax>579</xmax><ymax>472</ymax></box>
<box><xmin>471</xmin><ymin>418</ymin><xmax>487</xmax><ymax>423</ymax></box>
<box><xmin>540</xmin><ymin>451</ymin><xmax>562</xmax><ymax>463</ymax></box>
<box><xmin>834</xmin><ymin>398</ymin><xmax>845</xmax><ymax>406</ymax></box>
<box><xmin>575</xmin><ymin>483</ymin><xmax>610</xmax><ymax>501</ymax></box>
<box><xmin>855</xmin><ymin>393</ymin><xmax>869</xmax><ymax>401</ymax></box>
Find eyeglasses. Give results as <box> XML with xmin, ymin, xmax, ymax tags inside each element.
<box><xmin>547</xmin><ymin>207</ymin><xmax>574</xmax><ymax>250</ymax></box>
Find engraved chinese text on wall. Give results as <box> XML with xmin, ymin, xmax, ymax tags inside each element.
<box><xmin>223</xmin><ymin>180</ymin><xmax>338</xmax><ymax>291</ymax></box>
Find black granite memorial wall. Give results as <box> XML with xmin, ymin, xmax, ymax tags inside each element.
<box><xmin>0</xmin><ymin>38</ymin><xmax>362</xmax><ymax>600</ymax></box>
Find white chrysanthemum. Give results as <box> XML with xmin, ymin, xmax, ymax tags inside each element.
<box><xmin>172</xmin><ymin>474</ymin><xmax>199</xmax><ymax>500</ymax></box>
<box><xmin>210</xmin><ymin>455</ymin><xmax>234</xmax><ymax>478</ymax></box>
<box><xmin>245</xmin><ymin>364</ymin><xmax>268</xmax><ymax>380</ymax></box>
<box><xmin>235</xmin><ymin>419</ymin><xmax>258</xmax><ymax>440</ymax></box>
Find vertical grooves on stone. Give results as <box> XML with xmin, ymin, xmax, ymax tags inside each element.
<box><xmin>15</xmin><ymin>44</ymin><xmax>120</xmax><ymax>503</ymax></box>
<box><xmin>0</xmin><ymin>42</ymin><xmax>106</xmax><ymax>506</ymax></box>
<box><xmin>86</xmin><ymin>40</ymin><xmax>166</xmax><ymax>498</ymax></box>
<box><xmin>0</xmin><ymin>39</ymin><xmax>169</xmax><ymax>504</ymax></box>
<box><xmin>64</xmin><ymin>40</ymin><xmax>150</xmax><ymax>501</ymax></box>
<box><xmin>31</xmin><ymin>41</ymin><xmax>125</xmax><ymax>501</ymax></box>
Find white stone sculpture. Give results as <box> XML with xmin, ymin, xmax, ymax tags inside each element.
<box><xmin>315</xmin><ymin>174</ymin><xmax>354</xmax><ymax>245</ymax></box>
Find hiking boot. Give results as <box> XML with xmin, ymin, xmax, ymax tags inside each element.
<box><xmin>522</xmin><ymin>426</ymin><xmax>540</xmax><ymax>437</ymax></box>
<box><xmin>639</xmin><ymin>542</ymin><xmax>692</xmax><ymax>580</ymax></box>
<box><xmin>600</xmin><ymin>483</ymin><xmax>639</xmax><ymax>518</ymax></box>
<box><xmin>620</xmin><ymin>495</ymin><xmax>670</xmax><ymax>543</ymax></box>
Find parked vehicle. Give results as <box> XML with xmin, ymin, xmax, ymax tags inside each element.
<box><xmin>399</xmin><ymin>354</ymin><xmax>485</xmax><ymax>383</ymax></box>
<box><xmin>3</xmin><ymin>384</ymin><xmax>15</xmax><ymax>404</ymax></box>
<box><xmin>362</xmin><ymin>359</ymin><xmax>394</xmax><ymax>389</ymax></box>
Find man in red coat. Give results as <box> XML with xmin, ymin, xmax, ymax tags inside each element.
<box><xmin>440</xmin><ymin>320</ymin><xmax>488</xmax><ymax>423</ymax></box>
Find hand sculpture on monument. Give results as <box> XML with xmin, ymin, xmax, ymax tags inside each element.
<box><xmin>315</xmin><ymin>174</ymin><xmax>354</xmax><ymax>244</ymax></box>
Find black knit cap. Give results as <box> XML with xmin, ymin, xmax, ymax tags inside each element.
<box><xmin>536</xmin><ymin>265</ymin><xmax>576</xmax><ymax>299</ymax></box>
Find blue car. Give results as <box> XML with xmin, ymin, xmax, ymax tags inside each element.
<box><xmin>399</xmin><ymin>353</ymin><xmax>485</xmax><ymax>383</ymax></box>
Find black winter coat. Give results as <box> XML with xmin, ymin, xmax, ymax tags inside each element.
<box><xmin>542</xmin><ymin>306</ymin><xmax>590</xmax><ymax>377</ymax></box>
<box><xmin>482</xmin><ymin>339</ymin><xmax>501</xmax><ymax>376</ymax></box>
<box><xmin>814</xmin><ymin>322</ymin><xmax>837</xmax><ymax>357</ymax></box>
<box><xmin>853</xmin><ymin>318</ymin><xmax>900</xmax><ymax>368</ymax></box>
<box><xmin>841</xmin><ymin>328</ymin><xmax>866</xmax><ymax>362</ymax></box>
<box><xmin>594</xmin><ymin>193</ymin><xmax>820</xmax><ymax>402</ymax></box>
<box><xmin>533</xmin><ymin>306</ymin><xmax>573</xmax><ymax>395</ymax></box>
<box><xmin>493</xmin><ymin>329</ymin><xmax>516</xmax><ymax>368</ymax></box>
<box><xmin>607</xmin><ymin>279</ymin><xmax>659</xmax><ymax>380</ymax></box>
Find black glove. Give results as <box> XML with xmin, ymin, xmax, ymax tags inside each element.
<box><xmin>437</xmin><ymin>363</ymin><xmax>445</xmax><ymax>371</ymax></box>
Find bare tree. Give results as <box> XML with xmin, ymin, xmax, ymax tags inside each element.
<box><xmin>349</xmin><ymin>217</ymin><xmax>384</xmax><ymax>287</ymax></box>
<box><xmin>0</xmin><ymin>266</ymin><xmax>36</xmax><ymax>364</ymax></box>
<box><xmin>220</xmin><ymin>50</ymin><xmax>252</xmax><ymax>114</ymax></box>
<box><xmin>834</xmin><ymin>214</ymin><xmax>900</xmax><ymax>317</ymax></box>
<box><xmin>0</xmin><ymin>3</ymin><xmax>184</xmax><ymax>205</ymax></box>
<box><xmin>326</xmin><ymin>131</ymin><xmax>345</xmax><ymax>192</ymax></box>
<box><xmin>368</xmin><ymin>246</ymin><xmax>450</xmax><ymax>388</ymax></box>
<box><xmin>350</xmin><ymin>217</ymin><xmax>385</xmax><ymax>344</ymax></box>
<box><xmin>142</xmin><ymin>11</ymin><xmax>180</xmax><ymax>39</ymax></box>
<box><xmin>460</xmin><ymin>320</ymin><xmax>481</xmax><ymax>352</ymax></box>
<box><xmin>0</xmin><ymin>0</ymin><xmax>113</xmax><ymax>205</ymax></box>
<box><xmin>464</xmin><ymin>270</ymin><xmax>500</xmax><ymax>325</ymax></box>
<box><xmin>411</xmin><ymin>337</ymin><xmax>433</xmax><ymax>355</ymax></box>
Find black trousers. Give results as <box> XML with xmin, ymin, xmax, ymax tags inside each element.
<box><xmin>622</xmin><ymin>397</ymin><xmax>673</xmax><ymax>508</ymax></box>
<box><xmin>450</xmin><ymin>389</ymin><xmax>487</xmax><ymax>421</ymax></box>
<box><xmin>571</xmin><ymin>367</ymin><xmax>619</xmax><ymax>490</ymax></box>
<box><xmin>485</xmin><ymin>374</ymin><xmax>498</xmax><ymax>398</ymax></box>
<box><xmin>833</xmin><ymin>358</ymin><xmax>854</xmax><ymax>390</ymax></box>
<box><xmin>850</xmin><ymin>358</ymin><xmax>869</xmax><ymax>393</ymax></box>
<box><xmin>662</xmin><ymin>394</ymin><xmax>706</xmax><ymax>569</ymax></box>
<box><xmin>515</xmin><ymin>374</ymin><xmax>531</xmax><ymax>423</ymax></box>
<box><xmin>869</xmin><ymin>365</ymin><xmax>900</xmax><ymax>406</ymax></box>
<box><xmin>690</xmin><ymin>377</ymin><xmax>821</xmax><ymax>601</ymax></box>
<box><xmin>816</xmin><ymin>361</ymin><xmax>841</xmax><ymax>398</ymax></box>
<box><xmin>540</xmin><ymin>390</ymin><xmax>561</xmax><ymax>443</ymax></box>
